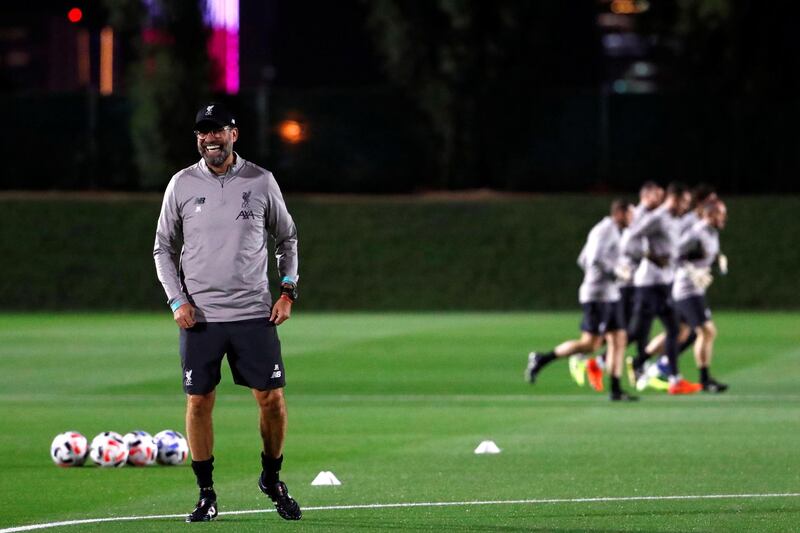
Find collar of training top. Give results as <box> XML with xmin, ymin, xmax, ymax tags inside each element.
<box><xmin>200</xmin><ymin>151</ymin><xmax>243</xmax><ymax>178</ymax></box>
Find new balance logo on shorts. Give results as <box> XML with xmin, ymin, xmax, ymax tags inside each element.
<box><xmin>271</xmin><ymin>364</ymin><xmax>282</xmax><ymax>379</ymax></box>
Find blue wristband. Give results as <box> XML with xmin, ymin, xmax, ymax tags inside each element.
<box><xmin>170</xmin><ymin>299</ymin><xmax>184</xmax><ymax>312</ymax></box>
<box><xmin>281</xmin><ymin>276</ymin><xmax>296</xmax><ymax>285</ymax></box>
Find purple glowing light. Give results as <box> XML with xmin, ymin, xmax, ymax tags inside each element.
<box><xmin>203</xmin><ymin>0</ymin><xmax>240</xmax><ymax>31</ymax></box>
<box><xmin>203</xmin><ymin>0</ymin><xmax>239</xmax><ymax>94</ymax></box>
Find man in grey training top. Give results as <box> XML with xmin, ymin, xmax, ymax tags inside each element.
<box><xmin>526</xmin><ymin>199</ymin><xmax>638</xmax><ymax>401</ymax></box>
<box><xmin>154</xmin><ymin>103</ymin><xmax>302</xmax><ymax>523</ymax></box>
<box><xmin>673</xmin><ymin>200</ymin><xmax>728</xmax><ymax>392</ymax></box>
<box><xmin>622</xmin><ymin>182</ymin><xmax>701</xmax><ymax>395</ymax></box>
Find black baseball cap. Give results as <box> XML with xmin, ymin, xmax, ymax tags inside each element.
<box><xmin>194</xmin><ymin>103</ymin><xmax>237</xmax><ymax>130</ymax></box>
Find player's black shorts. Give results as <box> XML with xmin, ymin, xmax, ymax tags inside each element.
<box><xmin>675</xmin><ymin>295</ymin><xmax>712</xmax><ymax>328</ymax></box>
<box><xmin>604</xmin><ymin>299</ymin><xmax>626</xmax><ymax>332</ymax></box>
<box><xmin>179</xmin><ymin>318</ymin><xmax>285</xmax><ymax>395</ymax></box>
<box><xmin>619</xmin><ymin>285</ymin><xmax>636</xmax><ymax>324</ymax></box>
<box><xmin>632</xmin><ymin>284</ymin><xmax>675</xmax><ymax>318</ymax></box>
<box><xmin>580</xmin><ymin>301</ymin><xmax>624</xmax><ymax>335</ymax></box>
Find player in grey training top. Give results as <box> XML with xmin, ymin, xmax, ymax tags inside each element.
<box><xmin>673</xmin><ymin>200</ymin><xmax>729</xmax><ymax>392</ymax></box>
<box><xmin>569</xmin><ymin>181</ymin><xmax>664</xmax><ymax>385</ymax></box>
<box><xmin>621</xmin><ymin>182</ymin><xmax>703</xmax><ymax>395</ymax></box>
<box><xmin>677</xmin><ymin>183</ymin><xmax>717</xmax><ymax>235</ymax></box>
<box><xmin>526</xmin><ymin>200</ymin><xmax>638</xmax><ymax>401</ymax></box>
<box><xmin>154</xmin><ymin>103</ymin><xmax>302</xmax><ymax>523</ymax></box>
<box><xmin>642</xmin><ymin>183</ymin><xmax>720</xmax><ymax>383</ymax></box>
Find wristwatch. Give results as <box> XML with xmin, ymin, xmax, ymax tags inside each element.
<box><xmin>280</xmin><ymin>282</ymin><xmax>298</xmax><ymax>302</ymax></box>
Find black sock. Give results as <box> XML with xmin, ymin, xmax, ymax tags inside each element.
<box><xmin>260</xmin><ymin>453</ymin><xmax>283</xmax><ymax>486</ymax></box>
<box><xmin>610</xmin><ymin>376</ymin><xmax>621</xmax><ymax>394</ymax></box>
<box><xmin>679</xmin><ymin>331</ymin><xmax>698</xmax><ymax>354</ymax></box>
<box><xmin>191</xmin><ymin>457</ymin><xmax>214</xmax><ymax>491</ymax></box>
<box><xmin>699</xmin><ymin>366</ymin><xmax>709</xmax><ymax>384</ymax></box>
<box><xmin>632</xmin><ymin>353</ymin><xmax>649</xmax><ymax>369</ymax></box>
<box><xmin>537</xmin><ymin>351</ymin><xmax>557</xmax><ymax>368</ymax></box>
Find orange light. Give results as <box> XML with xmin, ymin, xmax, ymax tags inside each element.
<box><xmin>611</xmin><ymin>0</ymin><xmax>647</xmax><ymax>14</ymax></box>
<box><xmin>611</xmin><ymin>0</ymin><xmax>632</xmax><ymax>14</ymax></box>
<box><xmin>67</xmin><ymin>7</ymin><xmax>83</xmax><ymax>23</ymax></box>
<box><xmin>278</xmin><ymin>120</ymin><xmax>304</xmax><ymax>144</ymax></box>
<box><xmin>77</xmin><ymin>28</ymin><xmax>90</xmax><ymax>86</ymax></box>
<box><xmin>100</xmin><ymin>26</ymin><xmax>114</xmax><ymax>95</ymax></box>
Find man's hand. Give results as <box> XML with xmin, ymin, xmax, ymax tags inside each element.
<box><xmin>614</xmin><ymin>263</ymin><xmax>633</xmax><ymax>283</ymax></box>
<box><xmin>718</xmin><ymin>254</ymin><xmax>728</xmax><ymax>275</ymax></box>
<box><xmin>686</xmin><ymin>264</ymin><xmax>713</xmax><ymax>290</ymax></box>
<box><xmin>270</xmin><ymin>296</ymin><xmax>292</xmax><ymax>325</ymax></box>
<box><xmin>174</xmin><ymin>303</ymin><xmax>196</xmax><ymax>329</ymax></box>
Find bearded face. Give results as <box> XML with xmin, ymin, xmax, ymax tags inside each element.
<box><xmin>196</xmin><ymin>126</ymin><xmax>238</xmax><ymax>170</ymax></box>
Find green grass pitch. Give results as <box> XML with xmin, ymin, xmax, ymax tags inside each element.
<box><xmin>0</xmin><ymin>312</ymin><xmax>798</xmax><ymax>532</ymax></box>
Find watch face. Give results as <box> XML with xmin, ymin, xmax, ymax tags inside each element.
<box><xmin>281</xmin><ymin>285</ymin><xmax>298</xmax><ymax>301</ymax></box>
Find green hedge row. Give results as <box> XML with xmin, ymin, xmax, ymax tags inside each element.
<box><xmin>0</xmin><ymin>195</ymin><xmax>796</xmax><ymax>311</ymax></box>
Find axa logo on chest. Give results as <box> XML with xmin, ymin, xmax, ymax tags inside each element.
<box><xmin>236</xmin><ymin>210</ymin><xmax>261</xmax><ymax>220</ymax></box>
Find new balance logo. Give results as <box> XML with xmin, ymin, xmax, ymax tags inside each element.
<box><xmin>271</xmin><ymin>364</ymin><xmax>282</xmax><ymax>379</ymax></box>
<box><xmin>184</xmin><ymin>370</ymin><xmax>193</xmax><ymax>386</ymax></box>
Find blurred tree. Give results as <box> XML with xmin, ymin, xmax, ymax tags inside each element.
<box><xmin>363</xmin><ymin>0</ymin><xmax>600</xmax><ymax>189</ymax></box>
<box><xmin>104</xmin><ymin>0</ymin><xmax>210</xmax><ymax>190</ymax></box>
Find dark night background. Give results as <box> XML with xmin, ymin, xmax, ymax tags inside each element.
<box><xmin>1</xmin><ymin>0</ymin><xmax>799</xmax><ymax>193</ymax></box>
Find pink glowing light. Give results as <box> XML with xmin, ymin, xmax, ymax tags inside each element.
<box><xmin>203</xmin><ymin>0</ymin><xmax>239</xmax><ymax>94</ymax></box>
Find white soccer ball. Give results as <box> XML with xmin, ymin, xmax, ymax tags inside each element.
<box><xmin>50</xmin><ymin>431</ymin><xmax>88</xmax><ymax>467</ymax></box>
<box><xmin>154</xmin><ymin>429</ymin><xmax>189</xmax><ymax>465</ymax></box>
<box><xmin>89</xmin><ymin>431</ymin><xmax>128</xmax><ymax>467</ymax></box>
<box><xmin>123</xmin><ymin>430</ymin><xmax>158</xmax><ymax>466</ymax></box>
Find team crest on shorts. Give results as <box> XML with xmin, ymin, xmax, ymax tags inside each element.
<box><xmin>184</xmin><ymin>369</ymin><xmax>193</xmax><ymax>386</ymax></box>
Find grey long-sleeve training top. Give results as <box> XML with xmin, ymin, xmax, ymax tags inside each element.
<box><xmin>672</xmin><ymin>219</ymin><xmax>720</xmax><ymax>301</ymax></box>
<box><xmin>621</xmin><ymin>204</ymin><xmax>681</xmax><ymax>287</ymax></box>
<box><xmin>578</xmin><ymin>216</ymin><xmax>623</xmax><ymax>304</ymax></box>
<box><xmin>153</xmin><ymin>154</ymin><xmax>298</xmax><ymax>322</ymax></box>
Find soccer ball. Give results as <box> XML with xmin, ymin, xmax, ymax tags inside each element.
<box><xmin>89</xmin><ymin>431</ymin><xmax>128</xmax><ymax>467</ymax></box>
<box><xmin>123</xmin><ymin>430</ymin><xmax>158</xmax><ymax>466</ymax></box>
<box><xmin>154</xmin><ymin>429</ymin><xmax>189</xmax><ymax>465</ymax></box>
<box><xmin>50</xmin><ymin>431</ymin><xmax>88</xmax><ymax>467</ymax></box>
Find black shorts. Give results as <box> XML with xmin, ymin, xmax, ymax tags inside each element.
<box><xmin>619</xmin><ymin>285</ymin><xmax>636</xmax><ymax>325</ymax></box>
<box><xmin>676</xmin><ymin>295</ymin><xmax>712</xmax><ymax>328</ymax></box>
<box><xmin>179</xmin><ymin>318</ymin><xmax>285</xmax><ymax>395</ymax></box>
<box><xmin>604</xmin><ymin>300</ymin><xmax>626</xmax><ymax>332</ymax></box>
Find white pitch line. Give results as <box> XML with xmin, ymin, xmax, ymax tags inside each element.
<box><xmin>2</xmin><ymin>492</ymin><xmax>798</xmax><ymax>532</ymax></box>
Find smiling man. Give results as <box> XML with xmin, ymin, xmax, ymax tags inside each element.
<box><xmin>153</xmin><ymin>103</ymin><xmax>302</xmax><ymax>523</ymax></box>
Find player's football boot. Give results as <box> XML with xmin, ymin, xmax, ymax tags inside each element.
<box><xmin>610</xmin><ymin>390</ymin><xmax>639</xmax><ymax>402</ymax></box>
<box><xmin>642</xmin><ymin>362</ymin><xmax>669</xmax><ymax>391</ymax></box>
<box><xmin>525</xmin><ymin>352</ymin><xmax>542</xmax><ymax>384</ymax></box>
<box><xmin>668</xmin><ymin>378</ymin><xmax>703</xmax><ymax>395</ymax></box>
<box><xmin>625</xmin><ymin>356</ymin><xmax>638</xmax><ymax>388</ymax></box>
<box><xmin>634</xmin><ymin>361</ymin><xmax>651</xmax><ymax>391</ymax></box>
<box><xmin>702</xmin><ymin>379</ymin><xmax>729</xmax><ymax>393</ymax></box>
<box><xmin>646</xmin><ymin>376</ymin><xmax>670</xmax><ymax>391</ymax></box>
<box><xmin>586</xmin><ymin>358</ymin><xmax>604</xmax><ymax>392</ymax></box>
<box><xmin>258</xmin><ymin>478</ymin><xmax>302</xmax><ymax>521</ymax></box>
<box><xmin>186</xmin><ymin>491</ymin><xmax>218</xmax><ymax>522</ymax></box>
<box><xmin>568</xmin><ymin>355</ymin><xmax>587</xmax><ymax>387</ymax></box>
